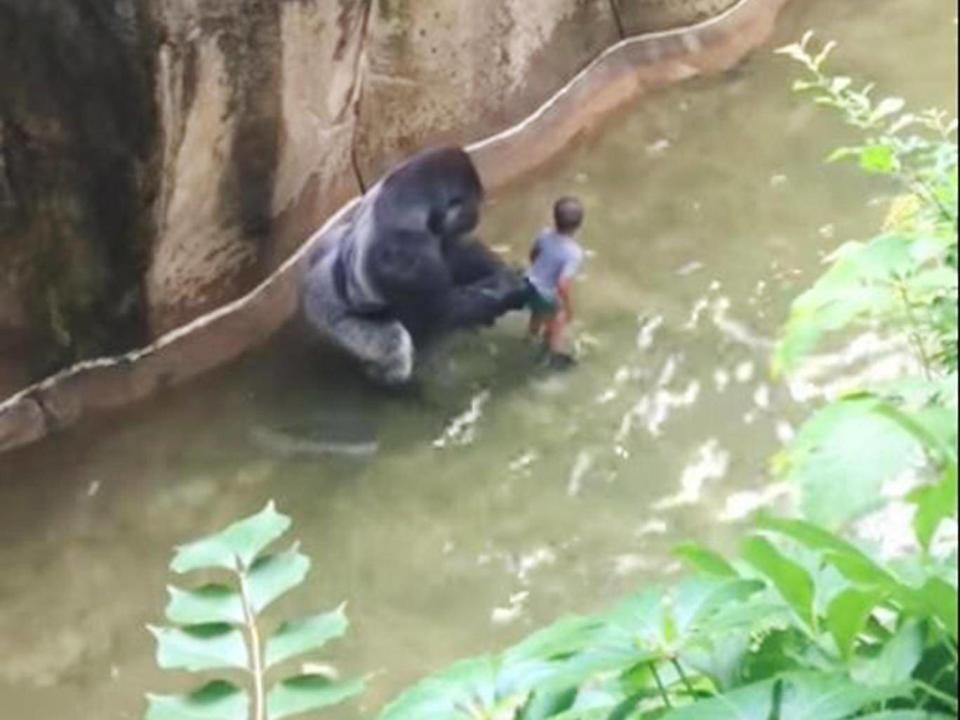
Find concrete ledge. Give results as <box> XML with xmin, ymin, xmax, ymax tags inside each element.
<box><xmin>0</xmin><ymin>0</ymin><xmax>793</xmax><ymax>455</ymax></box>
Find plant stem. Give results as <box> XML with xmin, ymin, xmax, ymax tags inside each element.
<box><xmin>893</xmin><ymin>279</ymin><xmax>935</xmax><ymax>379</ymax></box>
<box><xmin>671</xmin><ymin>658</ymin><xmax>698</xmax><ymax>698</ymax></box>
<box><xmin>915</xmin><ymin>680</ymin><xmax>960</xmax><ymax>712</ymax></box>
<box><xmin>239</xmin><ymin>572</ymin><xmax>266</xmax><ymax>720</ymax></box>
<box><xmin>651</xmin><ymin>663</ymin><xmax>673</xmax><ymax>709</ymax></box>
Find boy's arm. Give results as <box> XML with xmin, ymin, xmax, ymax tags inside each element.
<box><xmin>529</xmin><ymin>236</ymin><xmax>542</xmax><ymax>263</ymax></box>
<box><xmin>557</xmin><ymin>248</ymin><xmax>583</xmax><ymax>319</ymax></box>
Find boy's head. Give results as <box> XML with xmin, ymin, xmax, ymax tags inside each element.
<box><xmin>554</xmin><ymin>197</ymin><xmax>584</xmax><ymax>235</ymax></box>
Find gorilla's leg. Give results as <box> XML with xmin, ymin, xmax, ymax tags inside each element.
<box><xmin>303</xmin><ymin>256</ymin><xmax>415</xmax><ymax>385</ymax></box>
<box><xmin>334</xmin><ymin>315</ymin><xmax>414</xmax><ymax>385</ymax></box>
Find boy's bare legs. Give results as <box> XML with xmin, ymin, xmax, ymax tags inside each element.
<box><xmin>546</xmin><ymin>311</ymin><xmax>567</xmax><ymax>354</ymax></box>
<box><xmin>528</xmin><ymin>313</ymin><xmax>547</xmax><ymax>343</ymax></box>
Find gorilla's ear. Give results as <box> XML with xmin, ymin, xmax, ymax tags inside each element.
<box><xmin>429</xmin><ymin>198</ymin><xmax>479</xmax><ymax>238</ymax></box>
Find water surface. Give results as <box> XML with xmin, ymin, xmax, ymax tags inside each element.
<box><xmin>0</xmin><ymin>1</ymin><xmax>956</xmax><ymax>717</ymax></box>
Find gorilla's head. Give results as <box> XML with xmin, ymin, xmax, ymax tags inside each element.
<box><xmin>374</xmin><ymin>146</ymin><xmax>485</xmax><ymax>240</ymax></box>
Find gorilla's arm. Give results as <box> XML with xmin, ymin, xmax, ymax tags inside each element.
<box><xmin>438</xmin><ymin>269</ymin><xmax>527</xmax><ymax>331</ymax></box>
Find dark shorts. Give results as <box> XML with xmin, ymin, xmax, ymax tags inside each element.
<box><xmin>524</xmin><ymin>279</ymin><xmax>558</xmax><ymax>316</ymax></box>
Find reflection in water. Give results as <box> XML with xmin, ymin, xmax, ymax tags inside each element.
<box><xmin>0</xmin><ymin>1</ymin><xmax>956</xmax><ymax>717</ymax></box>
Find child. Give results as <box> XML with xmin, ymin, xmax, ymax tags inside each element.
<box><xmin>525</xmin><ymin>197</ymin><xmax>585</xmax><ymax>366</ymax></box>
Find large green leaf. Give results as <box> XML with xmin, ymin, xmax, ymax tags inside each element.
<box><xmin>661</xmin><ymin>672</ymin><xmax>910</xmax><ymax>720</ymax></box>
<box><xmin>265</xmin><ymin>606</ymin><xmax>349</xmax><ymax>669</ymax></box>
<box><xmin>149</xmin><ymin>624</ymin><xmax>249</xmax><ymax>673</ymax></box>
<box><xmin>757</xmin><ymin>516</ymin><xmax>891</xmax><ymax>587</ymax></box>
<box><xmin>775</xmin><ymin>673</ymin><xmax>912</xmax><ymax>719</ymax></box>
<box><xmin>909</xmin><ymin>466</ymin><xmax>959</xmax><ymax>551</ymax></box>
<box><xmin>378</xmin><ymin>656</ymin><xmax>501</xmax><ymax>720</ymax></box>
<box><xmin>741</xmin><ymin>537</ymin><xmax>816</xmax><ymax>631</ymax></box>
<box><xmin>172</xmin><ymin>502</ymin><xmax>292</xmax><ymax>573</ymax></box>
<box><xmin>825</xmin><ymin>588</ymin><xmax>883</xmax><ymax>659</ymax></box>
<box><xmin>852</xmin><ymin>621</ymin><xmax>924</xmax><ymax>687</ymax></box>
<box><xmin>267</xmin><ymin>675</ymin><xmax>364</xmax><ymax>720</ymax></box>
<box><xmin>776</xmin><ymin>398</ymin><xmax>922</xmax><ymax>528</ymax></box>
<box><xmin>246</xmin><ymin>545</ymin><xmax>311</xmax><ymax>613</ymax></box>
<box><xmin>497</xmin><ymin>615</ymin><xmax>608</xmax><ymax>695</ymax></box>
<box><xmin>671</xmin><ymin>577</ymin><xmax>766</xmax><ymax>639</ymax></box>
<box><xmin>673</xmin><ymin>543</ymin><xmax>739</xmax><ymax>578</ymax></box>
<box><xmin>517</xmin><ymin>688</ymin><xmax>578</xmax><ymax>720</ymax></box>
<box><xmin>146</xmin><ymin>681</ymin><xmax>249</xmax><ymax>720</ymax></box>
<box><xmin>165</xmin><ymin>584</ymin><xmax>245</xmax><ymax>625</ymax></box>
<box><xmin>758</xmin><ymin>516</ymin><xmax>957</xmax><ymax>637</ymax></box>
<box><xmin>773</xmin><ymin>235</ymin><xmax>914</xmax><ymax>374</ymax></box>
<box><xmin>919</xmin><ymin>577</ymin><xmax>958</xmax><ymax>641</ymax></box>
<box><xmin>857</xmin><ymin>713</ymin><xmax>955</xmax><ymax>719</ymax></box>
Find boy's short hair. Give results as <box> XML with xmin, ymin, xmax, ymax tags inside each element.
<box><xmin>554</xmin><ymin>197</ymin><xmax>584</xmax><ymax>234</ymax></box>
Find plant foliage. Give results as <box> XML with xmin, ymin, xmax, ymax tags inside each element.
<box><xmin>375</xmin><ymin>513</ymin><xmax>957</xmax><ymax>719</ymax></box>
<box><xmin>145</xmin><ymin>502</ymin><xmax>364</xmax><ymax>720</ymax></box>
<box><xmin>770</xmin><ymin>33</ymin><xmax>959</xmax><ymax>533</ymax></box>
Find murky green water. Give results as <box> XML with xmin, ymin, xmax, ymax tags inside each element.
<box><xmin>0</xmin><ymin>2</ymin><xmax>956</xmax><ymax>717</ymax></box>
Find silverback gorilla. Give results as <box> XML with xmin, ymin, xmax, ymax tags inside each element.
<box><xmin>302</xmin><ymin>147</ymin><xmax>527</xmax><ymax>384</ymax></box>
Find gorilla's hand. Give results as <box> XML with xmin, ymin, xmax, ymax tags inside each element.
<box><xmin>441</xmin><ymin>267</ymin><xmax>527</xmax><ymax>330</ymax></box>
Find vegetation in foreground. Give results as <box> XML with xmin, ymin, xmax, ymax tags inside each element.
<box><xmin>145</xmin><ymin>37</ymin><xmax>958</xmax><ymax>720</ymax></box>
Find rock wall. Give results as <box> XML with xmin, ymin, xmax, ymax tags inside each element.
<box><xmin>1</xmin><ymin>0</ymin><xmax>764</xmax><ymax>396</ymax></box>
<box><xmin>0</xmin><ymin>0</ymin><xmax>795</xmax><ymax>454</ymax></box>
<box><xmin>0</xmin><ymin>0</ymin><xmax>158</xmax><ymax>390</ymax></box>
<box><xmin>613</xmin><ymin>0</ymin><xmax>742</xmax><ymax>33</ymax></box>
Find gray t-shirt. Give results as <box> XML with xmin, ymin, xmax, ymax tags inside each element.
<box><xmin>527</xmin><ymin>229</ymin><xmax>584</xmax><ymax>300</ymax></box>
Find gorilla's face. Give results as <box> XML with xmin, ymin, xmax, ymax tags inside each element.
<box><xmin>434</xmin><ymin>198</ymin><xmax>480</xmax><ymax>238</ymax></box>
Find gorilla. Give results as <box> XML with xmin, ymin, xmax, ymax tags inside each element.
<box><xmin>301</xmin><ymin>146</ymin><xmax>527</xmax><ymax>384</ymax></box>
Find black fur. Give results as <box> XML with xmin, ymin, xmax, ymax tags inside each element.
<box><xmin>301</xmin><ymin>146</ymin><xmax>526</xmax><ymax>382</ymax></box>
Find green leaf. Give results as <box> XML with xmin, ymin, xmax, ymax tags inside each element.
<box><xmin>172</xmin><ymin>501</ymin><xmax>292</xmax><ymax>573</ymax></box>
<box><xmin>826</xmin><ymin>588</ymin><xmax>883</xmax><ymax>659</ymax></box>
<box><xmin>266</xmin><ymin>674</ymin><xmax>365</xmax><ymax>720</ymax></box>
<box><xmin>852</xmin><ymin>620</ymin><xmax>924</xmax><ymax>686</ymax></box>
<box><xmin>673</xmin><ymin>543</ymin><xmax>739</xmax><ymax>578</ymax></box>
<box><xmin>661</xmin><ymin>672</ymin><xmax>910</xmax><ymax>720</ymax></box>
<box><xmin>778</xmin><ymin>398</ymin><xmax>922</xmax><ymax>528</ymax></box>
<box><xmin>146</xmin><ymin>681</ymin><xmax>249</xmax><ymax>720</ymax></box>
<box><xmin>247</xmin><ymin>545</ymin><xmax>311</xmax><ymax>613</ymax></box>
<box><xmin>920</xmin><ymin>577</ymin><xmax>958</xmax><ymax>641</ymax></box>
<box><xmin>517</xmin><ymin>688</ymin><xmax>578</xmax><ymax>720</ymax></box>
<box><xmin>857</xmin><ymin>713</ymin><xmax>955</xmax><ymax>719</ymax></box>
<box><xmin>776</xmin><ymin>674</ymin><xmax>912</xmax><ymax>719</ymax></box>
<box><xmin>741</xmin><ymin>537</ymin><xmax>816</xmax><ymax>630</ymax></box>
<box><xmin>860</xmin><ymin>144</ymin><xmax>898</xmax><ymax>174</ymax></box>
<box><xmin>671</xmin><ymin>577</ymin><xmax>766</xmax><ymax>638</ymax></box>
<box><xmin>265</xmin><ymin>606</ymin><xmax>349</xmax><ymax>669</ymax></box>
<box><xmin>872</xmin><ymin>97</ymin><xmax>906</xmax><ymax>123</ymax></box>
<box><xmin>379</xmin><ymin>656</ymin><xmax>500</xmax><ymax>720</ymax></box>
<box><xmin>165</xmin><ymin>584</ymin><xmax>244</xmax><ymax>625</ymax></box>
<box><xmin>149</xmin><ymin>624</ymin><xmax>248</xmax><ymax>673</ymax></box>
<box><xmin>909</xmin><ymin>466</ymin><xmax>959</xmax><ymax>551</ymax></box>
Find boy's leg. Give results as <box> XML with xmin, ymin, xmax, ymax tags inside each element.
<box><xmin>546</xmin><ymin>311</ymin><xmax>567</xmax><ymax>354</ymax></box>
<box><xmin>528</xmin><ymin>312</ymin><xmax>546</xmax><ymax>340</ymax></box>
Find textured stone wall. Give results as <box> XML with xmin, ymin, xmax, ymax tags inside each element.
<box><xmin>354</xmin><ymin>0</ymin><xmax>619</xmax><ymax>183</ymax></box>
<box><xmin>0</xmin><ymin>0</ymin><xmax>796</xmax><ymax>453</ymax></box>
<box><xmin>146</xmin><ymin>0</ymin><xmax>368</xmax><ymax>333</ymax></box>
<box><xmin>0</xmin><ymin>0</ymin><xmax>755</xmax><ymax>394</ymax></box>
<box><xmin>614</xmin><ymin>0</ymin><xmax>742</xmax><ymax>33</ymax></box>
<box><xmin>0</xmin><ymin>0</ymin><xmax>158</xmax><ymax>388</ymax></box>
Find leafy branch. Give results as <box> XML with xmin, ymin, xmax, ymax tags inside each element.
<box><xmin>145</xmin><ymin>502</ymin><xmax>364</xmax><ymax>720</ymax></box>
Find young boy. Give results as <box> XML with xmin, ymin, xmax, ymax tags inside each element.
<box><xmin>525</xmin><ymin>197</ymin><xmax>585</xmax><ymax>366</ymax></box>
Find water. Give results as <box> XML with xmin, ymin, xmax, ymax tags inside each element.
<box><xmin>0</xmin><ymin>2</ymin><xmax>956</xmax><ymax>717</ymax></box>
